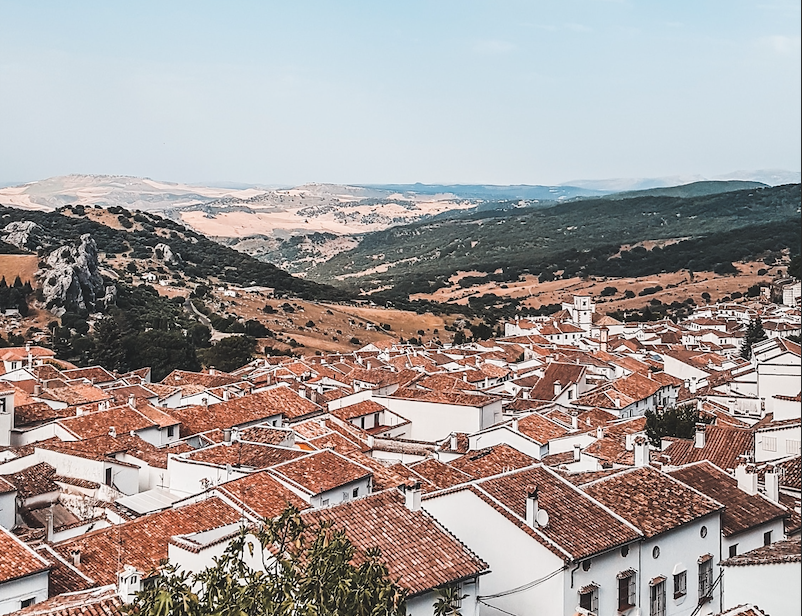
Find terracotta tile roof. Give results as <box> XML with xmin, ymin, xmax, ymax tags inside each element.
<box><xmin>184</xmin><ymin>442</ymin><xmax>306</xmax><ymax>469</ymax></box>
<box><xmin>388</xmin><ymin>388</ymin><xmax>499</xmax><ymax>407</ymax></box>
<box><xmin>450</xmin><ymin>444</ymin><xmax>537</xmax><ymax>479</ymax></box>
<box><xmin>573</xmin><ymin>387</ymin><xmax>636</xmax><ymax>411</ymax></box>
<box><xmin>61</xmin><ymin>366</ymin><xmax>118</xmax><ymax>384</ymax></box>
<box><xmin>556</xmin><ymin>468</ymin><xmax>625</xmax><ymax>486</ymax></box>
<box><xmin>53</xmin><ymin>497</ymin><xmax>240</xmax><ymax>585</ymax></box>
<box><xmin>408</xmin><ymin>458</ymin><xmax>473</xmax><ymax>490</ymax></box>
<box><xmin>0</xmin><ymin>346</ymin><xmax>55</xmax><ymax>362</ymax></box>
<box><xmin>529</xmin><ymin>363</ymin><xmax>585</xmax><ymax>401</ymax></box>
<box><xmin>34</xmin><ymin>543</ymin><xmax>95</xmax><ymax>597</ymax></box>
<box><xmin>720</xmin><ymin>537</ymin><xmax>801</xmax><ymax>567</ymax></box>
<box><xmin>11</xmin><ymin>585</ymin><xmax>121</xmax><ymax>616</ymax></box>
<box><xmin>37</xmin><ymin>383</ymin><xmax>111</xmax><ymax>406</ymax></box>
<box><xmin>329</xmin><ymin>399</ymin><xmax>387</xmax><ymax>422</ymax></box>
<box><xmin>0</xmin><ymin>525</ymin><xmax>50</xmax><ymax>583</ymax></box>
<box><xmin>216</xmin><ymin>470</ymin><xmax>310</xmax><ymax>519</ymax></box>
<box><xmin>308</xmin><ymin>431</ymin><xmax>363</xmax><ymax>456</ymax></box>
<box><xmin>516</xmin><ymin>413</ymin><xmax>569</xmax><ymax>444</ymax></box>
<box><xmin>667</xmin><ymin>462</ymin><xmax>788</xmax><ymax>537</ymax></box>
<box><xmin>1</xmin><ymin>462</ymin><xmax>60</xmax><ymax>499</ymax></box>
<box><xmin>270</xmin><ymin>449</ymin><xmax>372</xmax><ymax>496</ymax></box>
<box><xmin>301</xmin><ymin>489</ymin><xmax>488</xmax><ymax>595</ymax></box>
<box><xmin>473</xmin><ymin>465</ymin><xmax>641</xmax><ymax>560</ymax></box>
<box><xmin>167</xmin><ymin>386</ymin><xmax>322</xmax><ymax>436</ymax></box>
<box><xmin>581</xmin><ymin>466</ymin><xmax>722</xmax><ymax>538</ymax></box>
<box><xmin>659</xmin><ymin>426</ymin><xmax>754</xmax><ymax>472</ymax></box>
<box><xmin>577</xmin><ymin>407</ymin><xmax>619</xmax><ymax>430</ymax></box>
<box><xmin>437</xmin><ymin>432</ymin><xmax>470</xmax><ymax>454</ymax></box>
<box><xmin>161</xmin><ymin>369</ymin><xmax>240</xmax><ymax>388</ymax></box>
<box><xmin>772</xmin><ymin>455</ymin><xmax>801</xmax><ymax>491</ymax></box>
<box><xmin>57</xmin><ymin>405</ymin><xmax>156</xmax><ymax>439</ymax></box>
<box><xmin>236</xmin><ymin>425</ymin><xmax>294</xmax><ymax>446</ymax></box>
<box><xmin>611</xmin><ymin>372</ymin><xmax>663</xmax><ymax>400</ymax></box>
<box><xmin>101</xmin><ymin>384</ymin><xmax>159</xmax><ymax>405</ymax></box>
<box><xmin>13</xmin><ymin>401</ymin><xmax>74</xmax><ymax>427</ymax></box>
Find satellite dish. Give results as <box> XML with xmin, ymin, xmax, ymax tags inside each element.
<box><xmin>536</xmin><ymin>509</ymin><xmax>549</xmax><ymax>528</ymax></box>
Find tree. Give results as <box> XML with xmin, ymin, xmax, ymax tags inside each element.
<box><xmin>645</xmin><ymin>404</ymin><xmax>707</xmax><ymax>448</ymax></box>
<box><xmin>740</xmin><ymin>317</ymin><xmax>767</xmax><ymax>360</ymax></box>
<box><xmin>198</xmin><ymin>335</ymin><xmax>257</xmax><ymax>372</ymax></box>
<box><xmin>124</xmin><ymin>506</ymin><xmax>406</xmax><ymax>616</ymax></box>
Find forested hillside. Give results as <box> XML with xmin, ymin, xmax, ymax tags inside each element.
<box><xmin>308</xmin><ymin>184</ymin><xmax>802</xmax><ymax>299</ymax></box>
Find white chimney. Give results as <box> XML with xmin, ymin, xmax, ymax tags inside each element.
<box><xmin>223</xmin><ymin>389</ymin><xmax>230</xmax><ymax>402</ymax></box>
<box><xmin>614</xmin><ymin>397</ymin><xmax>621</xmax><ymax>409</ymax></box>
<box><xmin>735</xmin><ymin>464</ymin><xmax>758</xmax><ymax>495</ymax></box>
<box><xmin>117</xmin><ymin>565</ymin><xmax>143</xmax><ymax>604</ymax></box>
<box><xmin>222</xmin><ymin>428</ymin><xmax>232</xmax><ymax>444</ymax></box>
<box><xmin>553</xmin><ymin>380</ymin><xmax>562</xmax><ymax>397</ymax></box>
<box><xmin>689</xmin><ymin>376</ymin><xmax>698</xmax><ymax>394</ymax></box>
<box><xmin>450</xmin><ymin>433</ymin><xmax>458</xmax><ymax>451</ymax></box>
<box><xmin>522</xmin><ymin>389</ymin><xmax>530</xmax><ymax>400</ymax></box>
<box><xmin>600</xmin><ymin>327</ymin><xmax>609</xmax><ymax>353</ymax></box>
<box><xmin>128</xmin><ymin>394</ymin><xmax>135</xmax><ymax>408</ymax></box>
<box><xmin>404</xmin><ymin>482</ymin><xmax>421</xmax><ymax>511</ymax></box>
<box><xmin>596</xmin><ymin>426</ymin><xmax>605</xmax><ymax>439</ymax></box>
<box><xmin>525</xmin><ymin>485</ymin><xmax>539</xmax><ymax>527</ymax></box>
<box><xmin>202</xmin><ymin>397</ymin><xmax>208</xmax><ymax>408</ymax></box>
<box><xmin>570</xmin><ymin>413</ymin><xmax>578</xmax><ymax>431</ymax></box>
<box><xmin>573</xmin><ymin>443</ymin><xmax>581</xmax><ymax>462</ymax></box>
<box><xmin>299</xmin><ymin>387</ymin><xmax>307</xmax><ymax>399</ymax></box>
<box><xmin>366</xmin><ymin>435</ymin><xmax>375</xmax><ymax>449</ymax></box>
<box><xmin>109</xmin><ymin>426</ymin><xmax>116</xmax><ymax>438</ymax></box>
<box><xmin>511</xmin><ymin>417</ymin><xmax>519</xmax><ymax>432</ymax></box>
<box><xmin>765</xmin><ymin>468</ymin><xmax>780</xmax><ymax>502</ymax></box>
<box><xmin>634</xmin><ymin>436</ymin><xmax>649</xmax><ymax>467</ymax></box>
<box><xmin>625</xmin><ymin>433</ymin><xmax>634</xmax><ymax>451</ymax></box>
<box><xmin>33</xmin><ymin>383</ymin><xmax>41</xmax><ymax>396</ymax></box>
<box><xmin>694</xmin><ymin>425</ymin><xmax>706</xmax><ymax>449</ymax></box>
<box><xmin>71</xmin><ymin>549</ymin><xmax>81</xmax><ymax>567</ymax></box>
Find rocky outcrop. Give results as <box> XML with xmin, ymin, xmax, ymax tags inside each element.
<box><xmin>154</xmin><ymin>243</ymin><xmax>181</xmax><ymax>263</ymax></box>
<box><xmin>1</xmin><ymin>221</ymin><xmax>42</xmax><ymax>251</ymax></box>
<box><xmin>38</xmin><ymin>234</ymin><xmax>111</xmax><ymax>316</ymax></box>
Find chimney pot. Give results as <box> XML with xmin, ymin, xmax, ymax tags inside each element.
<box><xmin>634</xmin><ymin>435</ymin><xmax>649</xmax><ymax>467</ymax></box>
<box><xmin>694</xmin><ymin>424</ymin><xmax>706</xmax><ymax>449</ymax></box>
<box><xmin>223</xmin><ymin>389</ymin><xmax>230</xmax><ymax>402</ymax></box>
<box><xmin>525</xmin><ymin>485</ymin><xmax>539</xmax><ymax>527</ymax></box>
<box><xmin>222</xmin><ymin>428</ymin><xmax>232</xmax><ymax>444</ymax></box>
<box><xmin>596</xmin><ymin>426</ymin><xmax>605</xmax><ymax>439</ymax></box>
<box><xmin>109</xmin><ymin>426</ymin><xmax>116</xmax><ymax>438</ymax></box>
<box><xmin>450</xmin><ymin>433</ymin><xmax>458</xmax><ymax>451</ymax></box>
<box><xmin>404</xmin><ymin>482</ymin><xmax>421</xmax><ymax>511</ymax></box>
<box><xmin>573</xmin><ymin>443</ymin><xmax>581</xmax><ymax>462</ymax></box>
<box><xmin>553</xmin><ymin>380</ymin><xmax>562</xmax><ymax>397</ymax></box>
<box><xmin>570</xmin><ymin>412</ymin><xmax>578</xmax><ymax>431</ymax></box>
<box><xmin>735</xmin><ymin>463</ymin><xmax>758</xmax><ymax>495</ymax></box>
<box><xmin>34</xmin><ymin>383</ymin><xmax>42</xmax><ymax>396</ymax></box>
<box><xmin>128</xmin><ymin>394</ymin><xmax>135</xmax><ymax>408</ymax></box>
<box><xmin>71</xmin><ymin>549</ymin><xmax>81</xmax><ymax>566</ymax></box>
<box><xmin>765</xmin><ymin>468</ymin><xmax>780</xmax><ymax>502</ymax></box>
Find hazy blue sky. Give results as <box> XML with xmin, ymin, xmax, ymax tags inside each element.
<box><xmin>1</xmin><ymin>1</ymin><xmax>799</xmax><ymax>185</ymax></box>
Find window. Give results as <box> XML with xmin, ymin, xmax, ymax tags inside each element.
<box><xmin>673</xmin><ymin>570</ymin><xmax>687</xmax><ymax>599</ymax></box>
<box><xmin>20</xmin><ymin>599</ymin><xmax>35</xmax><ymax>609</ymax></box>
<box><xmin>788</xmin><ymin>440</ymin><xmax>801</xmax><ymax>455</ymax></box>
<box><xmin>650</xmin><ymin>578</ymin><xmax>666</xmax><ymax>616</ymax></box>
<box><xmin>105</xmin><ymin>467</ymin><xmax>113</xmax><ymax>487</ymax></box>
<box><xmin>652</xmin><ymin>545</ymin><xmax>660</xmax><ymax>559</ymax></box>
<box><xmin>167</xmin><ymin>425</ymin><xmax>174</xmax><ymax>438</ymax></box>
<box><xmin>578</xmin><ymin>584</ymin><xmax>599</xmax><ymax>614</ymax></box>
<box><xmin>700</xmin><ymin>525</ymin><xmax>707</xmax><ymax>538</ymax></box>
<box><xmin>582</xmin><ymin>560</ymin><xmax>592</xmax><ymax>571</ymax></box>
<box><xmin>698</xmin><ymin>555</ymin><xmax>713</xmax><ymax>603</ymax></box>
<box><xmin>763</xmin><ymin>436</ymin><xmax>777</xmax><ymax>451</ymax></box>
<box><xmin>617</xmin><ymin>570</ymin><xmax>636</xmax><ymax>610</ymax></box>
<box><xmin>764</xmin><ymin>531</ymin><xmax>772</xmax><ymax>546</ymax></box>
<box><xmin>728</xmin><ymin>544</ymin><xmax>738</xmax><ymax>558</ymax></box>
<box><xmin>321</xmin><ymin>498</ymin><xmax>329</xmax><ymax>507</ymax></box>
<box><xmin>352</xmin><ymin>487</ymin><xmax>359</xmax><ymax>498</ymax></box>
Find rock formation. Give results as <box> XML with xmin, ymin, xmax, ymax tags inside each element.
<box><xmin>1</xmin><ymin>221</ymin><xmax>42</xmax><ymax>251</ymax></box>
<box><xmin>38</xmin><ymin>234</ymin><xmax>110</xmax><ymax>316</ymax></box>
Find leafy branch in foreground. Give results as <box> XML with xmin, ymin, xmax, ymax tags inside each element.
<box><xmin>124</xmin><ymin>506</ymin><xmax>407</xmax><ymax>616</ymax></box>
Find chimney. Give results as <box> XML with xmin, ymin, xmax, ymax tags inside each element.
<box><xmin>46</xmin><ymin>504</ymin><xmax>54</xmax><ymax>542</ymax></box>
<box><xmin>614</xmin><ymin>397</ymin><xmax>621</xmax><ymax>409</ymax></box>
<box><xmin>127</xmin><ymin>394</ymin><xmax>135</xmax><ymax>408</ymax></box>
<box><xmin>596</xmin><ymin>426</ymin><xmax>605</xmax><ymax>439</ymax></box>
<box><xmin>525</xmin><ymin>485</ymin><xmax>539</xmax><ymax>527</ymax></box>
<box><xmin>71</xmin><ymin>549</ymin><xmax>81</xmax><ymax>567</ymax></box>
<box><xmin>310</xmin><ymin>390</ymin><xmax>318</xmax><ymax>404</ymax></box>
<box><xmin>511</xmin><ymin>417</ymin><xmax>519</xmax><ymax>431</ymax></box>
<box><xmin>299</xmin><ymin>387</ymin><xmax>307</xmax><ymax>399</ymax></box>
<box><xmin>570</xmin><ymin>412</ymin><xmax>578</xmax><ymax>431</ymax></box>
<box><xmin>223</xmin><ymin>389</ymin><xmax>230</xmax><ymax>402</ymax></box>
<box><xmin>735</xmin><ymin>463</ymin><xmax>758</xmax><ymax>495</ymax></box>
<box><xmin>625</xmin><ymin>433</ymin><xmax>634</xmax><ymax>451</ymax></box>
<box><xmin>222</xmin><ymin>428</ymin><xmax>232</xmax><ymax>445</ymax></box>
<box><xmin>765</xmin><ymin>468</ymin><xmax>780</xmax><ymax>502</ymax></box>
<box><xmin>522</xmin><ymin>389</ymin><xmax>530</xmax><ymax>400</ymax></box>
<box><xmin>689</xmin><ymin>376</ymin><xmax>698</xmax><ymax>394</ymax></box>
<box><xmin>109</xmin><ymin>426</ymin><xmax>116</xmax><ymax>438</ymax></box>
<box><xmin>366</xmin><ymin>435</ymin><xmax>375</xmax><ymax>449</ymax></box>
<box><xmin>573</xmin><ymin>443</ymin><xmax>581</xmax><ymax>462</ymax></box>
<box><xmin>202</xmin><ymin>397</ymin><xmax>208</xmax><ymax>408</ymax></box>
<box><xmin>209</xmin><ymin>368</ymin><xmax>216</xmax><ymax>376</ymax></box>
<box><xmin>694</xmin><ymin>424</ymin><xmax>706</xmax><ymax>449</ymax></box>
<box><xmin>634</xmin><ymin>436</ymin><xmax>649</xmax><ymax>467</ymax></box>
<box><xmin>553</xmin><ymin>380</ymin><xmax>562</xmax><ymax>397</ymax></box>
<box><xmin>33</xmin><ymin>383</ymin><xmax>41</xmax><ymax>396</ymax></box>
<box><xmin>450</xmin><ymin>433</ymin><xmax>458</xmax><ymax>451</ymax></box>
<box><xmin>404</xmin><ymin>482</ymin><xmax>421</xmax><ymax>511</ymax></box>
<box><xmin>600</xmin><ymin>327</ymin><xmax>609</xmax><ymax>353</ymax></box>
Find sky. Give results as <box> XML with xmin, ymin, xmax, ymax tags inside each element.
<box><xmin>0</xmin><ymin>1</ymin><xmax>800</xmax><ymax>186</ymax></box>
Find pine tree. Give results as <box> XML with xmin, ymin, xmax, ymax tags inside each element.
<box><xmin>740</xmin><ymin>317</ymin><xmax>768</xmax><ymax>360</ymax></box>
